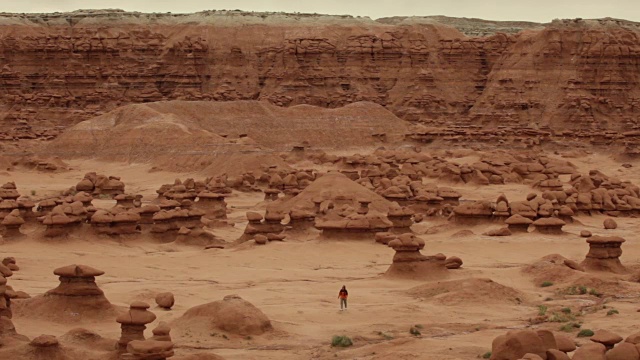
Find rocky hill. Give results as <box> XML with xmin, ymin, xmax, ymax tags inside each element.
<box><xmin>0</xmin><ymin>9</ymin><xmax>639</xmax><ymax>146</ymax></box>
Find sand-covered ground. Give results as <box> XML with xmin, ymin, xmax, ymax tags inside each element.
<box><xmin>1</xmin><ymin>153</ymin><xmax>639</xmax><ymax>359</ymax></box>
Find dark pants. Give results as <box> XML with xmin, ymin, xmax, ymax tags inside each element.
<box><xmin>340</xmin><ymin>298</ymin><xmax>347</xmax><ymax>309</ymax></box>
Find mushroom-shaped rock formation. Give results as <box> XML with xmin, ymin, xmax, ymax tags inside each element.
<box><xmin>135</xmin><ymin>204</ymin><xmax>161</xmax><ymax>225</ymax></box>
<box><xmin>532</xmin><ymin>217</ymin><xmax>566</xmax><ymax>235</ymax></box>
<box><xmin>387</xmin><ymin>203</ymin><xmax>415</xmax><ymax>233</ymax></box>
<box><xmin>15</xmin><ymin>264</ymin><xmax>116</xmax><ymax>322</ymax></box>
<box><xmin>581</xmin><ymin>236</ymin><xmax>627</xmax><ymax>274</ymax></box>
<box><xmin>0</xmin><ymin>182</ymin><xmax>20</xmax><ymax>200</ymax></box>
<box><xmin>116</xmin><ymin>301</ymin><xmax>157</xmax><ymax>350</ymax></box>
<box><xmin>384</xmin><ymin>233</ymin><xmax>448</xmax><ymax>280</ymax></box>
<box><xmin>115</xmin><ymin>194</ymin><xmax>141</xmax><ymax>209</ymax></box>
<box><xmin>287</xmin><ymin>206</ymin><xmax>316</xmax><ymax>231</ymax></box>
<box><xmin>172</xmin><ymin>294</ymin><xmax>272</xmax><ymax>337</ymax></box>
<box><xmin>41</xmin><ymin>207</ymin><xmax>75</xmax><ymax>237</ymax></box>
<box><xmin>196</xmin><ymin>191</ymin><xmax>228</xmax><ymax>219</ymax></box>
<box><xmin>505</xmin><ymin>215</ymin><xmax>533</xmax><ymax>233</ymax></box>
<box><xmin>452</xmin><ymin>201</ymin><xmax>493</xmax><ymax>225</ymax></box>
<box><xmin>1</xmin><ymin>209</ymin><xmax>25</xmax><ymax>238</ymax></box>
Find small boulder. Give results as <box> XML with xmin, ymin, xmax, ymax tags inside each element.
<box><xmin>591</xmin><ymin>329</ymin><xmax>623</xmax><ymax>347</ymax></box>
<box><xmin>546</xmin><ymin>349</ymin><xmax>570</xmax><ymax>360</ymax></box>
<box><xmin>483</xmin><ymin>227</ymin><xmax>512</xmax><ymax>236</ymax></box>
<box><xmin>155</xmin><ymin>292</ymin><xmax>175</xmax><ymax>310</ymax></box>
<box><xmin>563</xmin><ymin>259</ymin><xmax>585</xmax><ymax>272</ymax></box>
<box><xmin>572</xmin><ymin>343</ymin><xmax>606</xmax><ymax>360</ymax></box>
<box><xmin>445</xmin><ymin>256</ymin><xmax>463</xmax><ymax>269</ymax></box>
<box><xmin>580</xmin><ymin>230</ymin><xmax>592</xmax><ymax>238</ymax></box>
<box><xmin>604</xmin><ymin>218</ymin><xmax>618</xmax><ymax>230</ymax></box>
<box><xmin>605</xmin><ymin>342</ymin><xmax>640</xmax><ymax>360</ymax></box>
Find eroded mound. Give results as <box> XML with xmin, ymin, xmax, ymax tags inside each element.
<box><xmin>407</xmin><ymin>278</ymin><xmax>525</xmax><ymax>305</ymax></box>
<box><xmin>46</xmin><ymin>100</ymin><xmax>406</xmax><ymax>173</ymax></box>
<box><xmin>172</xmin><ymin>294</ymin><xmax>273</xmax><ymax>336</ymax></box>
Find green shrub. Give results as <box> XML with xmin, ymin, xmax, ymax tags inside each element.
<box><xmin>377</xmin><ymin>331</ymin><xmax>393</xmax><ymax>340</ymax></box>
<box><xmin>481</xmin><ymin>352</ymin><xmax>492</xmax><ymax>359</ymax></box>
<box><xmin>577</xmin><ymin>329</ymin><xmax>594</xmax><ymax>337</ymax></box>
<box><xmin>541</xmin><ymin>281</ymin><xmax>553</xmax><ymax>287</ymax></box>
<box><xmin>414</xmin><ymin>324</ymin><xmax>424</xmax><ymax>329</ymax></box>
<box><xmin>561</xmin><ymin>307</ymin><xmax>571</xmax><ymax>314</ymax></box>
<box><xmin>606</xmin><ymin>309</ymin><xmax>619</xmax><ymax>316</ymax></box>
<box><xmin>537</xmin><ymin>305</ymin><xmax>548</xmax><ymax>316</ymax></box>
<box><xmin>331</xmin><ymin>335</ymin><xmax>353</xmax><ymax>347</ymax></box>
<box><xmin>30</xmin><ymin>190</ymin><xmax>36</xmax><ymax>196</ymax></box>
<box><xmin>548</xmin><ymin>312</ymin><xmax>576</xmax><ymax>323</ymax></box>
<box><xmin>559</xmin><ymin>322</ymin><xmax>581</xmax><ymax>332</ymax></box>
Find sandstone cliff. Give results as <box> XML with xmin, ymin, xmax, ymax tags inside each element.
<box><xmin>0</xmin><ymin>10</ymin><xmax>639</xmax><ymax>145</ymax></box>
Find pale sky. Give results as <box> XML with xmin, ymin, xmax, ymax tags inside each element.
<box><xmin>1</xmin><ymin>0</ymin><xmax>639</xmax><ymax>23</ymax></box>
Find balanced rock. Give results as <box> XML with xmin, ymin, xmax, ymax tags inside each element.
<box><xmin>116</xmin><ymin>301</ymin><xmax>157</xmax><ymax>350</ymax></box>
<box><xmin>581</xmin><ymin>236</ymin><xmax>627</xmax><ymax>274</ymax></box>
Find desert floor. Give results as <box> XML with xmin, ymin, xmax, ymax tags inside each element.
<box><xmin>2</xmin><ymin>153</ymin><xmax>640</xmax><ymax>360</ymax></box>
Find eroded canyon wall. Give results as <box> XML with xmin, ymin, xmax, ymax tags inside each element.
<box><xmin>0</xmin><ymin>10</ymin><xmax>639</xmax><ymax>142</ymax></box>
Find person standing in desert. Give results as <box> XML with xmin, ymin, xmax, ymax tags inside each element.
<box><xmin>338</xmin><ymin>285</ymin><xmax>348</xmax><ymax>311</ymax></box>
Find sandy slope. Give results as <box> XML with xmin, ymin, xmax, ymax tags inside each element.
<box><xmin>1</xmin><ymin>154</ymin><xmax>640</xmax><ymax>359</ymax></box>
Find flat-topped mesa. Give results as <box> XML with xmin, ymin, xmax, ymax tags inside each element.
<box><xmin>581</xmin><ymin>235</ymin><xmax>627</xmax><ymax>274</ymax></box>
<box><xmin>76</xmin><ymin>172</ymin><xmax>125</xmax><ymax>197</ymax></box>
<box><xmin>1</xmin><ymin>209</ymin><xmax>25</xmax><ymax>238</ymax></box>
<box><xmin>116</xmin><ymin>301</ymin><xmax>157</xmax><ymax>351</ymax></box>
<box><xmin>452</xmin><ymin>201</ymin><xmax>493</xmax><ymax>225</ymax></box>
<box><xmin>387</xmin><ymin>203</ymin><xmax>415</xmax><ymax>233</ymax></box>
<box><xmin>505</xmin><ymin>214</ymin><xmax>533</xmax><ymax>233</ymax></box>
<box><xmin>195</xmin><ymin>191</ymin><xmax>228</xmax><ymax>219</ymax></box>
<box><xmin>0</xmin><ymin>182</ymin><xmax>20</xmax><ymax>201</ymax></box>
<box><xmin>532</xmin><ymin>217</ymin><xmax>566</xmax><ymax>234</ymax></box>
<box><xmin>114</xmin><ymin>194</ymin><xmax>143</xmax><ymax>209</ymax></box>
<box><xmin>384</xmin><ymin>233</ymin><xmax>449</xmax><ymax>280</ymax></box>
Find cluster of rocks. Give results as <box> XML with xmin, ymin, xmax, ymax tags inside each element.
<box><xmin>339</xmin><ymin>150</ymin><xmax>575</xmax><ymax>188</ymax></box>
<box><xmin>490</xmin><ymin>328</ymin><xmax>640</xmax><ymax>359</ymax></box>
<box><xmin>0</xmin><ymin>258</ymin><xmax>19</xmax><ymax>320</ymax></box>
<box><xmin>314</xmin><ymin>201</ymin><xmax>393</xmax><ymax>240</ymax></box>
<box><xmin>262</xmin><ymin>169</ymin><xmax>317</xmax><ymax>200</ymax></box>
<box><xmin>383</xmin><ymin>233</ymin><xmax>462</xmax><ymax>279</ymax></box>
<box><xmin>239</xmin><ymin>210</ymin><xmax>286</xmax><ymax>242</ymax></box>
<box><xmin>156</xmin><ymin>177</ymin><xmax>230</xmax><ymax>220</ymax></box>
<box><xmin>75</xmin><ymin>172</ymin><xmax>125</xmax><ymax>197</ymax></box>
<box><xmin>456</xmin><ymin>193</ymin><xmax>573</xmax><ymax>234</ymax></box>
